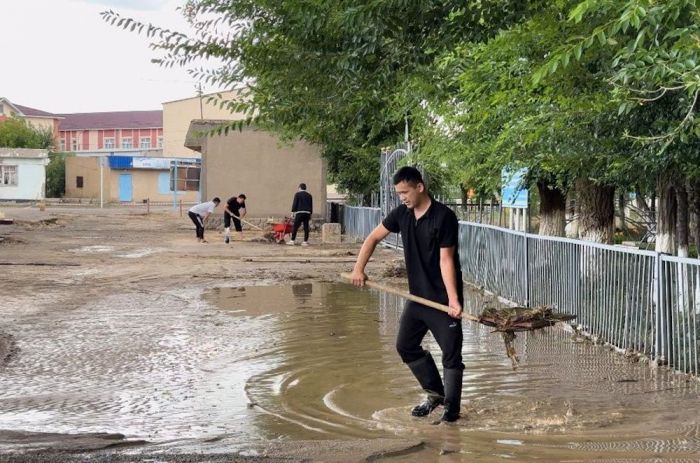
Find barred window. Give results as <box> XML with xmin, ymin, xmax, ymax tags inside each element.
<box><xmin>0</xmin><ymin>165</ymin><xmax>18</xmax><ymax>186</ymax></box>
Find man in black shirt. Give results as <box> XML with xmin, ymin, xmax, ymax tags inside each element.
<box><xmin>288</xmin><ymin>183</ymin><xmax>313</xmax><ymax>246</ymax></box>
<box><xmin>350</xmin><ymin>166</ymin><xmax>464</xmax><ymax>423</ymax></box>
<box><xmin>224</xmin><ymin>193</ymin><xmax>247</xmax><ymax>243</ymax></box>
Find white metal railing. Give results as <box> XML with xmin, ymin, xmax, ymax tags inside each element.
<box><xmin>341</xmin><ymin>205</ymin><xmax>700</xmax><ymax>376</ymax></box>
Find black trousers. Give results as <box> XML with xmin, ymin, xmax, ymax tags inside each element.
<box><xmin>188</xmin><ymin>211</ymin><xmax>204</xmax><ymax>239</ymax></box>
<box><xmin>224</xmin><ymin>212</ymin><xmax>242</xmax><ymax>231</ymax></box>
<box><xmin>291</xmin><ymin>212</ymin><xmax>310</xmax><ymax>241</ymax></box>
<box><xmin>396</xmin><ymin>300</ymin><xmax>464</xmax><ymax>370</ymax></box>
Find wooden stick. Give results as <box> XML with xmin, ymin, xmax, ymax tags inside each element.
<box><xmin>339</xmin><ymin>273</ymin><xmax>480</xmax><ymax>323</ymax></box>
<box><xmin>231</xmin><ymin>214</ymin><xmax>263</xmax><ymax>231</ymax></box>
<box><xmin>0</xmin><ymin>262</ymin><xmax>80</xmax><ymax>267</ymax></box>
<box><xmin>243</xmin><ymin>257</ymin><xmax>361</xmax><ymax>263</ymax></box>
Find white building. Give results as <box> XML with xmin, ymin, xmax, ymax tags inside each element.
<box><xmin>0</xmin><ymin>148</ymin><xmax>50</xmax><ymax>200</ymax></box>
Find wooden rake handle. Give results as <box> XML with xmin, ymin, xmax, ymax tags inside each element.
<box><xmin>232</xmin><ymin>214</ymin><xmax>263</xmax><ymax>231</ymax></box>
<box><xmin>339</xmin><ymin>273</ymin><xmax>480</xmax><ymax>323</ymax></box>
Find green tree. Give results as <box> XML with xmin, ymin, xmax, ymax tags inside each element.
<box><xmin>410</xmin><ymin>6</ymin><xmax>633</xmax><ymax>242</ymax></box>
<box><xmin>103</xmin><ymin>0</ymin><xmax>546</xmax><ymax>198</ymax></box>
<box><xmin>46</xmin><ymin>153</ymin><xmax>69</xmax><ymax>198</ymax></box>
<box><xmin>0</xmin><ymin>117</ymin><xmax>54</xmax><ymax>149</ymax></box>
<box><xmin>540</xmin><ymin>0</ymin><xmax>700</xmax><ymax>253</ymax></box>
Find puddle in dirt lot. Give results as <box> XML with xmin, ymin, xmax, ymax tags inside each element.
<box><xmin>1</xmin><ymin>282</ymin><xmax>700</xmax><ymax>461</ymax></box>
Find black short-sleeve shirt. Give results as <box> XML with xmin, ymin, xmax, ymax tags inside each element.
<box><xmin>382</xmin><ymin>200</ymin><xmax>463</xmax><ymax>306</ymax></box>
<box><xmin>226</xmin><ymin>197</ymin><xmax>246</xmax><ymax>216</ymax></box>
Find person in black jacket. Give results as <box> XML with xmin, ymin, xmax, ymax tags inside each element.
<box><xmin>350</xmin><ymin>166</ymin><xmax>464</xmax><ymax>423</ymax></box>
<box><xmin>288</xmin><ymin>183</ymin><xmax>313</xmax><ymax>246</ymax></box>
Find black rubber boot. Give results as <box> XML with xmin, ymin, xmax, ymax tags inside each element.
<box><xmin>440</xmin><ymin>368</ymin><xmax>463</xmax><ymax>422</ymax></box>
<box><xmin>407</xmin><ymin>351</ymin><xmax>445</xmax><ymax>417</ymax></box>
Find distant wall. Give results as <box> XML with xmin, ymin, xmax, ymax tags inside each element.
<box><xmin>202</xmin><ymin>128</ymin><xmax>326</xmax><ymax>218</ymax></box>
<box><xmin>162</xmin><ymin>91</ymin><xmax>245</xmax><ymax>158</ymax></box>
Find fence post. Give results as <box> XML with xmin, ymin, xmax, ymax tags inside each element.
<box><xmin>524</xmin><ymin>230</ymin><xmax>530</xmax><ymax>308</ymax></box>
<box><xmin>146</xmin><ymin>198</ymin><xmax>150</xmax><ymax>215</ymax></box>
<box><xmin>179</xmin><ymin>199</ymin><xmax>183</xmax><ymax>217</ymax></box>
<box><xmin>654</xmin><ymin>251</ymin><xmax>662</xmax><ymax>364</ymax></box>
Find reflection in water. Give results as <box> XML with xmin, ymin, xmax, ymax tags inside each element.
<box><xmin>1</xmin><ymin>282</ymin><xmax>700</xmax><ymax>462</ymax></box>
<box><xmin>291</xmin><ymin>283</ymin><xmax>313</xmax><ymax>302</ymax></box>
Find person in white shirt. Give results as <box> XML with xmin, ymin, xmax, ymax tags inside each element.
<box><xmin>188</xmin><ymin>197</ymin><xmax>220</xmax><ymax>243</ymax></box>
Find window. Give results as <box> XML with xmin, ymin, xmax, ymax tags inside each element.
<box><xmin>140</xmin><ymin>138</ymin><xmax>151</xmax><ymax>149</ymax></box>
<box><xmin>169</xmin><ymin>165</ymin><xmax>200</xmax><ymax>191</ymax></box>
<box><xmin>104</xmin><ymin>138</ymin><xmax>115</xmax><ymax>149</ymax></box>
<box><xmin>71</xmin><ymin>138</ymin><xmax>79</xmax><ymax>151</ymax></box>
<box><xmin>1</xmin><ymin>165</ymin><xmax>18</xmax><ymax>186</ymax></box>
<box><xmin>0</xmin><ymin>105</ymin><xmax>4</xmax><ymax>115</ymax></box>
<box><xmin>157</xmin><ymin>136</ymin><xmax>163</xmax><ymax>148</ymax></box>
<box><xmin>59</xmin><ymin>140</ymin><xmax>65</xmax><ymax>151</ymax></box>
<box><xmin>122</xmin><ymin>137</ymin><xmax>132</xmax><ymax>149</ymax></box>
<box><xmin>76</xmin><ymin>176</ymin><xmax>84</xmax><ymax>188</ymax></box>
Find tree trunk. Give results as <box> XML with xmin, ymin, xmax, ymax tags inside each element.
<box><xmin>616</xmin><ymin>193</ymin><xmax>627</xmax><ymax>232</ymax></box>
<box><xmin>689</xmin><ymin>179</ymin><xmax>700</xmax><ymax>259</ymax></box>
<box><xmin>634</xmin><ymin>186</ymin><xmax>652</xmax><ymax>219</ymax></box>
<box><xmin>676</xmin><ymin>184</ymin><xmax>689</xmax><ymax>258</ymax></box>
<box><xmin>575</xmin><ymin>178</ymin><xmax>615</xmax><ymax>244</ymax></box>
<box><xmin>656</xmin><ymin>176</ymin><xmax>677</xmax><ymax>254</ymax></box>
<box><xmin>655</xmin><ymin>175</ymin><xmax>677</xmax><ymax>366</ymax></box>
<box><xmin>459</xmin><ymin>184</ymin><xmax>469</xmax><ymax>218</ymax></box>
<box><xmin>565</xmin><ymin>191</ymin><xmax>578</xmax><ymax>238</ymax></box>
<box><xmin>536</xmin><ymin>179</ymin><xmax>566</xmax><ymax>236</ymax></box>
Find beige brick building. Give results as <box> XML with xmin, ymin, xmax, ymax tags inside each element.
<box><xmin>162</xmin><ymin>91</ymin><xmax>245</xmax><ymax>158</ymax></box>
<box><xmin>185</xmin><ymin>121</ymin><xmax>326</xmax><ymax>218</ymax></box>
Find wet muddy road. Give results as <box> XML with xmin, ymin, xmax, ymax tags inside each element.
<box><xmin>1</xmin><ymin>208</ymin><xmax>700</xmax><ymax>462</ymax></box>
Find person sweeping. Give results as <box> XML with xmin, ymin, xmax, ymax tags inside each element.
<box><xmin>350</xmin><ymin>166</ymin><xmax>464</xmax><ymax>423</ymax></box>
<box><xmin>224</xmin><ymin>193</ymin><xmax>247</xmax><ymax>244</ymax></box>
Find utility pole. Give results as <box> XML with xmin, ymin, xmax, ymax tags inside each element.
<box><xmin>197</xmin><ymin>83</ymin><xmax>204</xmax><ymax>119</ymax></box>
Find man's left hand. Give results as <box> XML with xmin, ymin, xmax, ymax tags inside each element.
<box><xmin>447</xmin><ymin>300</ymin><xmax>462</xmax><ymax>319</ymax></box>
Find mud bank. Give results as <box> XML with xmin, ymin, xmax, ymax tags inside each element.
<box><xmin>0</xmin><ymin>432</ymin><xmax>422</xmax><ymax>463</ymax></box>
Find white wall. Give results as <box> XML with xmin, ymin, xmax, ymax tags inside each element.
<box><xmin>0</xmin><ymin>158</ymin><xmax>48</xmax><ymax>200</ymax></box>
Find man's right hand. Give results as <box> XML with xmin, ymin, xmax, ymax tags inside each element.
<box><xmin>350</xmin><ymin>270</ymin><xmax>368</xmax><ymax>287</ymax></box>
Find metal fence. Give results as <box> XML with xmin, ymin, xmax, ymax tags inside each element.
<box><xmin>342</xmin><ymin>206</ymin><xmax>381</xmax><ymax>240</ymax></box>
<box><xmin>380</xmin><ymin>143</ymin><xmax>412</xmax><ymax>217</ymax></box>
<box><xmin>341</xmin><ymin>205</ymin><xmax>700</xmax><ymax>376</ymax></box>
<box><xmin>459</xmin><ymin>223</ymin><xmax>528</xmax><ymax>305</ymax></box>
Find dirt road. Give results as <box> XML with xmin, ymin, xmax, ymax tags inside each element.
<box><xmin>0</xmin><ymin>206</ymin><xmax>412</xmax><ymax>462</ymax></box>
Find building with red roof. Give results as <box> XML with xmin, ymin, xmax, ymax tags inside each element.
<box><xmin>57</xmin><ymin>110</ymin><xmax>163</xmax><ymax>155</ymax></box>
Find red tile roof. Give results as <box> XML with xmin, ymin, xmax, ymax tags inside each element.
<box><xmin>59</xmin><ymin>110</ymin><xmax>163</xmax><ymax>131</ymax></box>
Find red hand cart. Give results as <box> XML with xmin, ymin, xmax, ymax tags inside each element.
<box><xmin>271</xmin><ymin>216</ymin><xmax>294</xmax><ymax>243</ymax></box>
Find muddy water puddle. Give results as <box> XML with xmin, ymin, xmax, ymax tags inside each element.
<box><xmin>1</xmin><ymin>283</ymin><xmax>700</xmax><ymax>461</ymax></box>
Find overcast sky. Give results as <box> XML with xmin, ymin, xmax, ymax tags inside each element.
<box><xmin>1</xmin><ymin>0</ymin><xmax>218</xmax><ymax>114</ymax></box>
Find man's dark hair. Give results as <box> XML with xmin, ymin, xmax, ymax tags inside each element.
<box><xmin>392</xmin><ymin>166</ymin><xmax>424</xmax><ymax>186</ymax></box>
<box><xmin>238</xmin><ymin>194</ymin><xmax>247</xmax><ymax>200</ymax></box>
<box><xmin>212</xmin><ymin>197</ymin><xmax>221</xmax><ymax>203</ymax></box>
<box><xmin>299</xmin><ymin>183</ymin><xmax>307</xmax><ymax>190</ymax></box>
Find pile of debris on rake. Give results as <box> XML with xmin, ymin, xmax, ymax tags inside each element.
<box><xmin>479</xmin><ymin>305</ymin><xmax>577</xmax><ymax>369</ymax></box>
<box><xmin>340</xmin><ymin>273</ymin><xmax>576</xmax><ymax>370</ymax></box>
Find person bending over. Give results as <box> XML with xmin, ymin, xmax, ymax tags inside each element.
<box><xmin>224</xmin><ymin>194</ymin><xmax>247</xmax><ymax>243</ymax></box>
<box><xmin>188</xmin><ymin>197</ymin><xmax>220</xmax><ymax>243</ymax></box>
